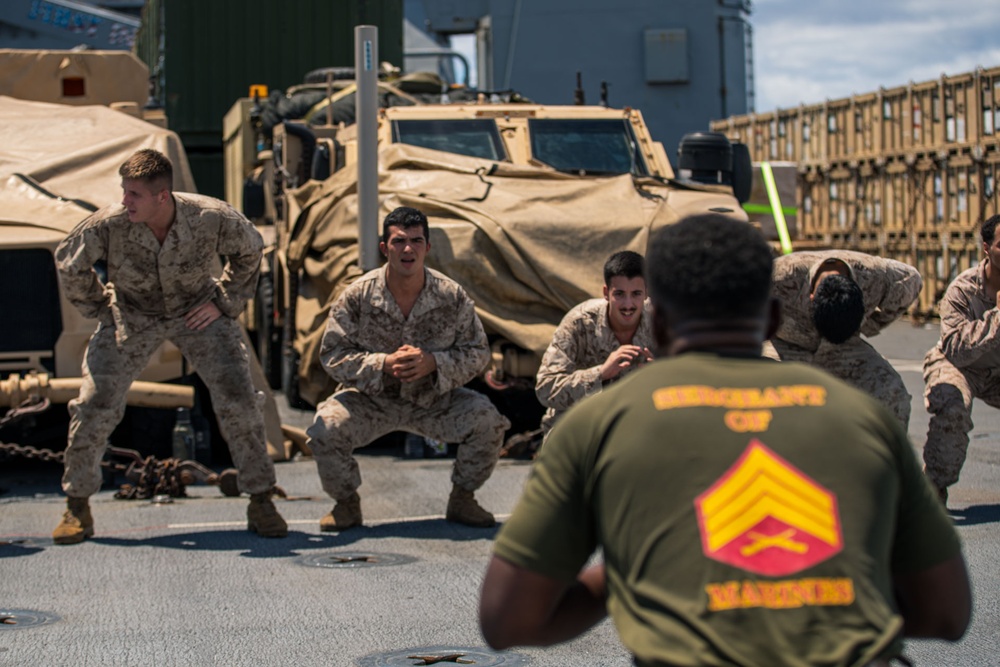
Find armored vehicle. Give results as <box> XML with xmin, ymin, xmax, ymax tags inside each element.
<box><xmin>224</xmin><ymin>72</ymin><xmax>751</xmax><ymax>434</ymax></box>
<box><xmin>0</xmin><ymin>49</ymin><xmax>286</xmax><ymax>460</ymax></box>
<box><xmin>0</xmin><ymin>50</ymin><xmax>189</xmax><ymax>389</ymax></box>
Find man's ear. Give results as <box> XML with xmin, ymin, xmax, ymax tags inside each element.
<box><xmin>379</xmin><ymin>241</ymin><xmax>387</xmax><ymax>257</ymax></box>
<box><xmin>765</xmin><ymin>298</ymin><xmax>781</xmax><ymax>341</ymax></box>
<box><xmin>602</xmin><ymin>284</ymin><xmax>609</xmax><ymax>300</ymax></box>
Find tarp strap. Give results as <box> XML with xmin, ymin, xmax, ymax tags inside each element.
<box><xmin>13</xmin><ymin>173</ymin><xmax>98</xmax><ymax>212</ymax></box>
<box><xmin>759</xmin><ymin>162</ymin><xmax>793</xmax><ymax>255</ymax></box>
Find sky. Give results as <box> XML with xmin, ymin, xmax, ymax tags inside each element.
<box><xmin>752</xmin><ymin>0</ymin><xmax>1000</xmax><ymax>112</ymax></box>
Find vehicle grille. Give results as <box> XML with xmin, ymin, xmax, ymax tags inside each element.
<box><xmin>0</xmin><ymin>249</ymin><xmax>62</xmax><ymax>372</ymax></box>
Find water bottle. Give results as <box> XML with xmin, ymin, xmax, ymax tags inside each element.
<box><xmin>171</xmin><ymin>407</ymin><xmax>196</xmax><ymax>461</ymax></box>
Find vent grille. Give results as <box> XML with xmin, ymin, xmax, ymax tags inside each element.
<box><xmin>0</xmin><ymin>249</ymin><xmax>62</xmax><ymax>370</ymax></box>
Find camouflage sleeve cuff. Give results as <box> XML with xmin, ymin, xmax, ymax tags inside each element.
<box><xmin>212</xmin><ymin>284</ymin><xmax>247</xmax><ymax>319</ymax></box>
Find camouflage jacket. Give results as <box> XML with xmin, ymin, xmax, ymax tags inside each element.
<box><xmin>535</xmin><ymin>297</ymin><xmax>655</xmax><ymax>430</ymax></box>
<box><xmin>772</xmin><ymin>250</ymin><xmax>922</xmax><ymax>352</ymax></box>
<box><xmin>319</xmin><ymin>266</ymin><xmax>490</xmax><ymax>409</ymax></box>
<box><xmin>934</xmin><ymin>259</ymin><xmax>1000</xmax><ymax>374</ymax></box>
<box><xmin>55</xmin><ymin>193</ymin><xmax>262</xmax><ymax>342</ymax></box>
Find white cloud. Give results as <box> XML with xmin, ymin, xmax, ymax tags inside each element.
<box><xmin>751</xmin><ymin>0</ymin><xmax>1000</xmax><ymax>111</ymax></box>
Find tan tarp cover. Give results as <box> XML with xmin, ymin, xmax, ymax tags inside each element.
<box><xmin>286</xmin><ymin>142</ymin><xmax>745</xmax><ymax>405</ymax></box>
<box><xmin>0</xmin><ymin>96</ymin><xmax>194</xmax><ymax>236</ymax></box>
<box><xmin>0</xmin><ymin>96</ymin><xmax>289</xmax><ymax>461</ymax></box>
<box><xmin>0</xmin><ymin>49</ymin><xmax>148</xmax><ymax>109</ymax></box>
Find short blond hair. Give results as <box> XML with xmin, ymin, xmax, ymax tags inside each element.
<box><xmin>119</xmin><ymin>148</ymin><xmax>173</xmax><ymax>192</ymax></box>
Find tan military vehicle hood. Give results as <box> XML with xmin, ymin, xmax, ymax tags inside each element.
<box><xmin>286</xmin><ymin>142</ymin><xmax>744</xmax><ymax>404</ymax></box>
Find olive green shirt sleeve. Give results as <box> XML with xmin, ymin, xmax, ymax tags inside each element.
<box><xmin>493</xmin><ymin>404</ymin><xmax>599</xmax><ymax>581</ymax></box>
<box><xmin>885</xmin><ymin>414</ymin><xmax>963</xmax><ymax>573</ymax></box>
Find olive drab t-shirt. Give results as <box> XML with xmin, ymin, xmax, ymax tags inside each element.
<box><xmin>494</xmin><ymin>353</ymin><xmax>960</xmax><ymax>667</ymax></box>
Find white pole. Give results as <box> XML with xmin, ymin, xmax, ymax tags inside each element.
<box><xmin>355</xmin><ymin>24</ymin><xmax>380</xmax><ymax>271</ymax></box>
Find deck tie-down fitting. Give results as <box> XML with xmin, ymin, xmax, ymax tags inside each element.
<box><xmin>406</xmin><ymin>655</ymin><xmax>474</xmax><ymax>665</ymax></box>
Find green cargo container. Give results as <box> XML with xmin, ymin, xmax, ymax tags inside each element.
<box><xmin>134</xmin><ymin>0</ymin><xmax>403</xmax><ymax>197</ymax></box>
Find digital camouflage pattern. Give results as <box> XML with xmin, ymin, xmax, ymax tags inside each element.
<box><xmin>771</xmin><ymin>250</ymin><xmax>922</xmax><ymax>352</ymax></box>
<box><xmin>535</xmin><ymin>298</ymin><xmax>655</xmax><ymax>436</ymax></box>
<box><xmin>766</xmin><ymin>250</ymin><xmax>922</xmax><ymax>427</ymax></box>
<box><xmin>57</xmin><ymin>194</ymin><xmax>263</xmax><ymax>345</ymax></box>
<box><xmin>56</xmin><ymin>194</ymin><xmax>277</xmax><ymax>497</ymax></box>
<box><xmin>923</xmin><ymin>259</ymin><xmax>1000</xmax><ymax>490</ymax></box>
<box><xmin>766</xmin><ymin>337</ymin><xmax>912</xmax><ymax>427</ymax></box>
<box><xmin>63</xmin><ymin>318</ymin><xmax>276</xmax><ymax>496</ymax></box>
<box><xmin>306</xmin><ymin>266</ymin><xmax>509</xmax><ymax>498</ymax></box>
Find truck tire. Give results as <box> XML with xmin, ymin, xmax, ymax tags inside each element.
<box><xmin>254</xmin><ymin>274</ymin><xmax>281</xmax><ymax>389</ymax></box>
<box><xmin>303</xmin><ymin>66</ymin><xmax>356</xmax><ymax>84</ymax></box>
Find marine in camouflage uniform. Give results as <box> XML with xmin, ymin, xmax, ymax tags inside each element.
<box><xmin>535</xmin><ymin>298</ymin><xmax>654</xmax><ymax>437</ymax></box>
<box><xmin>923</xmin><ymin>214</ymin><xmax>1000</xmax><ymax>501</ymax></box>
<box><xmin>764</xmin><ymin>250</ymin><xmax>922</xmax><ymax>427</ymax></box>
<box><xmin>306</xmin><ymin>207</ymin><xmax>509</xmax><ymax>530</ymax></box>
<box><xmin>535</xmin><ymin>250</ymin><xmax>654</xmax><ymax>443</ymax></box>
<box><xmin>52</xmin><ymin>149</ymin><xmax>285</xmax><ymax>543</ymax></box>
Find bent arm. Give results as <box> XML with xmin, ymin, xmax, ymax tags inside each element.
<box><xmin>479</xmin><ymin>556</ymin><xmax>607</xmax><ymax>649</ymax></box>
<box><xmin>863</xmin><ymin>260</ymin><xmax>923</xmax><ymax>335</ymax></box>
<box><xmin>536</xmin><ymin>321</ymin><xmax>601</xmax><ymax>410</ymax></box>
<box><xmin>320</xmin><ymin>288</ymin><xmax>386</xmax><ymax>394</ymax></box>
<box><xmin>431</xmin><ymin>292</ymin><xmax>491</xmax><ymax>393</ymax></box>
<box><xmin>214</xmin><ymin>214</ymin><xmax>264</xmax><ymax>317</ymax></box>
<box><xmin>938</xmin><ymin>286</ymin><xmax>1000</xmax><ymax>367</ymax></box>
<box><xmin>54</xmin><ymin>219</ymin><xmax>109</xmax><ymax>319</ymax></box>
<box><xmin>893</xmin><ymin>553</ymin><xmax>971</xmax><ymax>640</ymax></box>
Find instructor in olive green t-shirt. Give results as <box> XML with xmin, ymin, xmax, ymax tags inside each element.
<box><xmin>479</xmin><ymin>214</ymin><xmax>970</xmax><ymax>667</ymax></box>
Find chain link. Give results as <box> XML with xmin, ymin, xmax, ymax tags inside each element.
<box><xmin>0</xmin><ymin>397</ymin><xmax>65</xmax><ymax>462</ymax></box>
<box><xmin>0</xmin><ymin>396</ymin><xmax>238</xmax><ymax>499</ymax></box>
<box><xmin>0</xmin><ymin>440</ymin><xmax>65</xmax><ymax>463</ymax></box>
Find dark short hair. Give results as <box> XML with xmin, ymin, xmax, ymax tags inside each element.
<box><xmin>603</xmin><ymin>251</ymin><xmax>645</xmax><ymax>286</ymax></box>
<box><xmin>382</xmin><ymin>206</ymin><xmax>430</xmax><ymax>245</ymax></box>
<box><xmin>811</xmin><ymin>274</ymin><xmax>864</xmax><ymax>344</ymax></box>
<box><xmin>981</xmin><ymin>214</ymin><xmax>1000</xmax><ymax>246</ymax></box>
<box><xmin>119</xmin><ymin>148</ymin><xmax>172</xmax><ymax>192</ymax></box>
<box><xmin>646</xmin><ymin>215</ymin><xmax>772</xmax><ymax>320</ymax></box>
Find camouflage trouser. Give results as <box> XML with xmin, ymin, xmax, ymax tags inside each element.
<box><xmin>764</xmin><ymin>336</ymin><xmax>912</xmax><ymax>428</ymax></box>
<box><xmin>922</xmin><ymin>346</ymin><xmax>1000</xmax><ymax>489</ymax></box>
<box><xmin>306</xmin><ymin>387</ymin><xmax>510</xmax><ymax>500</ymax></box>
<box><xmin>62</xmin><ymin>317</ymin><xmax>277</xmax><ymax>498</ymax></box>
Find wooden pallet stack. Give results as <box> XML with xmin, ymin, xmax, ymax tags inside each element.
<box><xmin>711</xmin><ymin>66</ymin><xmax>1000</xmax><ymax>315</ymax></box>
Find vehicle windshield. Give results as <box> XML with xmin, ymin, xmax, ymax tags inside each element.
<box><xmin>391</xmin><ymin>119</ymin><xmax>508</xmax><ymax>161</ymax></box>
<box><xmin>528</xmin><ymin>118</ymin><xmax>648</xmax><ymax>176</ymax></box>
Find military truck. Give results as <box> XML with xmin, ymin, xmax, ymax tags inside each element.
<box><xmin>223</xmin><ymin>71</ymin><xmax>751</xmax><ymax>434</ymax></box>
<box><xmin>0</xmin><ymin>49</ymin><xmax>287</xmax><ymax>461</ymax></box>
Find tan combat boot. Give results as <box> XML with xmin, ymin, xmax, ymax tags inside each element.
<box><xmin>52</xmin><ymin>497</ymin><xmax>94</xmax><ymax>545</ymax></box>
<box><xmin>319</xmin><ymin>492</ymin><xmax>362</xmax><ymax>532</ymax></box>
<box><xmin>446</xmin><ymin>486</ymin><xmax>495</xmax><ymax>528</ymax></box>
<box><xmin>247</xmin><ymin>491</ymin><xmax>288</xmax><ymax>538</ymax></box>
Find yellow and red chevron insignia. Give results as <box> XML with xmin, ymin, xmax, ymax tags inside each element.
<box><xmin>695</xmin><ymin>440</ymin><xmax>843</xmax><ymax>576</ymax></box>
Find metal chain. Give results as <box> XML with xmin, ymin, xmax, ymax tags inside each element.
<box><xmin>0</xmin><ymin>397</ymin><xmax>65</xmax><ymax>463</ymax></box>
<box><xmin>0</xmin><ymin>441</ymin><xmax>65</xmax><ymax>463</ymax></box>
<box><xmin>0</xmin><ymin>396</ymin><xmax>241</xmax><ymax>499</ymax></box>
